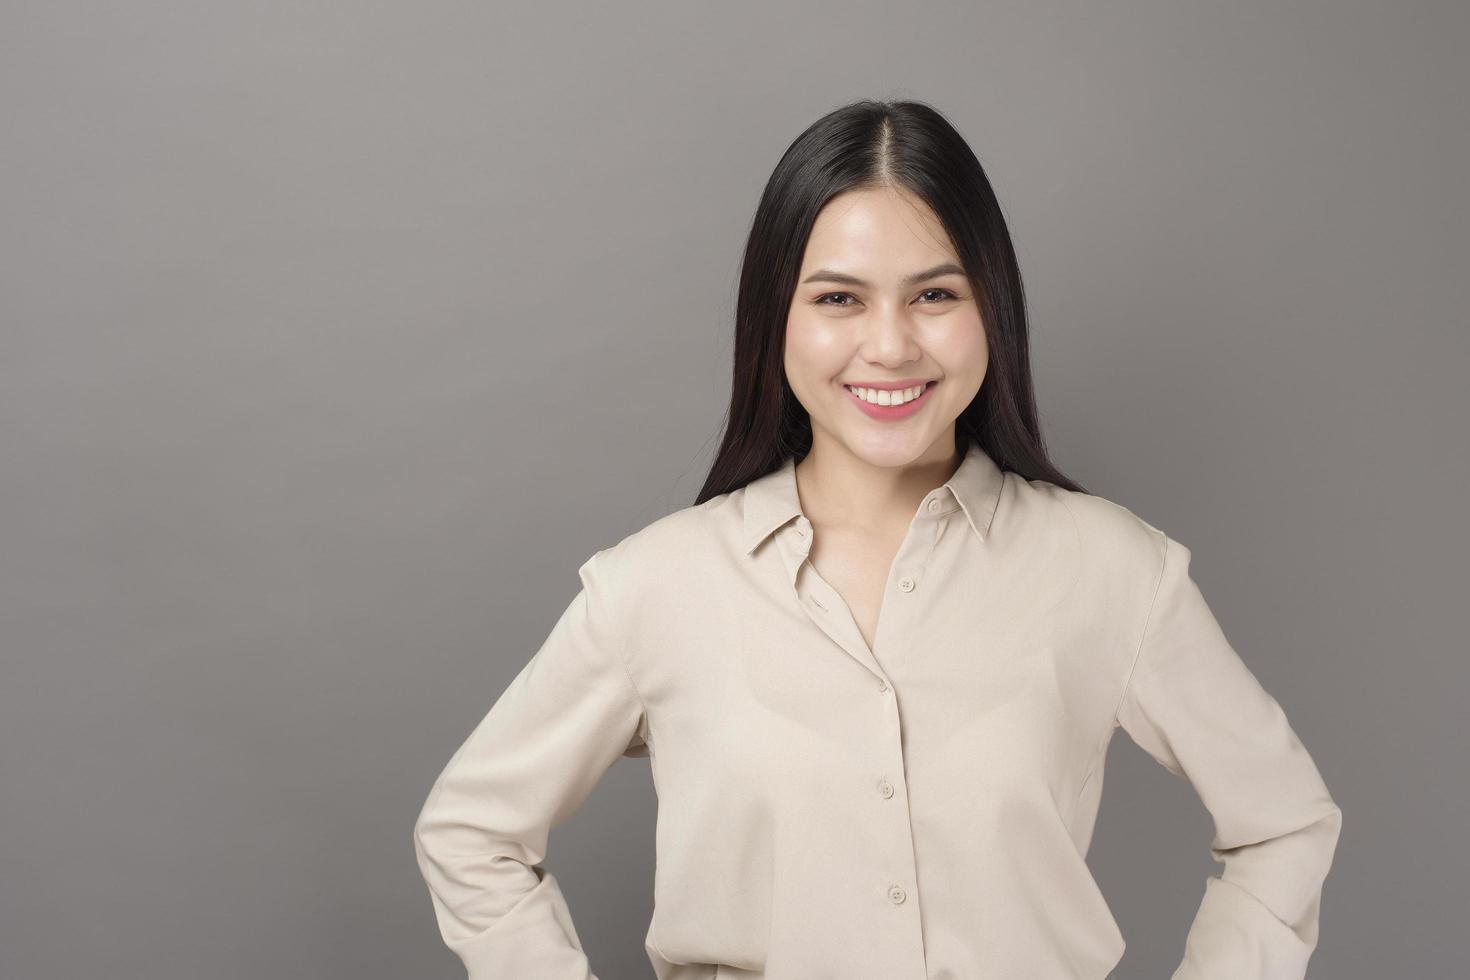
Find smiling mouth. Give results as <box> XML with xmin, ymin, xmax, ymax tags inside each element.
<box><xmin>842</xmin><ymin>379</ymin><xmax>938</xmax><ymax>407</ymax></box>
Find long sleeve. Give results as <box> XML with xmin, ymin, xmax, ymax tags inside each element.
<box><xmin>412</xmin><ymin>549</ymin><xmax>649</xmax><ymax>980</ymax></box>
<box><xmin>1116</xmin><ymin>534</ymin><xmax>1343</xmax><ymax>980</ymax></box>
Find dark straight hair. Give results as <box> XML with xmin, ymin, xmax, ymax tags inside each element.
<box><xmin>695</xmin><ymin>98</ymin><xmax>1087</xmax><ymax>505</ymax></box>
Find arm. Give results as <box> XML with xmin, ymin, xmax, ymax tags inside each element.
<box><xmin>412</xmin><ymin>548</ymin><xmax>649</xmax><ymax>980</ymax></box>
<box><xmin>1116</xmin><ymin>534</ymin><xmax>1343</xmax><ymax>980</ymax></box>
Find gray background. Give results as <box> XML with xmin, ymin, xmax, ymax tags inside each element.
<box><xmin>2</xmin><ymin>2</ymin><xmax>1464</xmax><ymax>978</ymax></box>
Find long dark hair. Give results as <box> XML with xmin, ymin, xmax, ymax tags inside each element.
<box><xmin>695</xmin><ymin>98</ymin><xmax>1087</xmax><ymax>504</ymax></box>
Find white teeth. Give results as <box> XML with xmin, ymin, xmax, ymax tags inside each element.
<box><xmin>845</xmin><ymin>383</ymin><xmax>928</xmax><ymax>406</ymax></box>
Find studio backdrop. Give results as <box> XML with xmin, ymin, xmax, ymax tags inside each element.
<box><xmin>2</xmin><ymin>2</ymin><xmax>1465</xmax><ymax>979</ymax></box>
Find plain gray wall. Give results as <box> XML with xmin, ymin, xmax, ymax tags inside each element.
<box><xmin>3</xmin><ymin>2</ymin><xmax>1464</xmax><ymax>978</ymax></box>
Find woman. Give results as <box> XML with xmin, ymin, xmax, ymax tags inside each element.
<box><xmin>412</xmin><ymin>99</ymin><xmax>1342</xmax><ymax>980</ymax></box>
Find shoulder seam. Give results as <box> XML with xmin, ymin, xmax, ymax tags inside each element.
<box><xmin>1110</xmin><ymin>528</ymin><xmax>1170</xmax><ymax>727</ymax></box>
<box><xmin>591</xmin><ymin>547</ymin><xmax>651</xmax><ymax>733</ymax></box>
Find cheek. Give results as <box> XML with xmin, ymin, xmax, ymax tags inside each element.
<box><xmin>783</xmin><ymin>314</ymin><xmax>848</xmax><ymax>384</ymax></box>
<box><xmin>931</xmin><ymin>313</ymin><xmax>988</xmax><ymax>378</ymax></box>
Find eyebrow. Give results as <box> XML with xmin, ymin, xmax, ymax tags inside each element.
<box><xmin>800</xmin><ymin>262</ymin><xmax>967</xmax><ymax>288</ymax></box>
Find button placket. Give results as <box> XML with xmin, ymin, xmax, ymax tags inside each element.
<box><xmin>865</xmin><ymin>498</ymin><xmax>951</xmax><ymax>920</ymax></box>
<box><xmin>879</xmin><ymin>500</ymin><xmax>951</xmax><ymax>680</ymax></box>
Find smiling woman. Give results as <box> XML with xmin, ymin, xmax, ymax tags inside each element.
<box><xmin>412</xmin><ymin>99</ymin><xmax>1342</xmax><ymax>980</ymax></box>
<box><xmin>784</xmin><ymin>185</ymin><xmax>989</xmax><ymax>457</ymax></box>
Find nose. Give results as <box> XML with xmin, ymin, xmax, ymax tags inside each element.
<box><xmin>858</xmin><ymin>301</ymin><xmax>923</xmax><ymax>365</ymax></box>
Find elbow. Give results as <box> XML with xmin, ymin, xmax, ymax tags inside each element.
<box><xmin>411</xmin><ymin>794</ymin><xmax>446</xmax><ymax>867</ymax></box>
<box><xmin>411</xmin><ymin>793</ymin><xmax>524</xmax><ymax>877</ymax></box>
<box><xmin>1293</xmin><ymin>799</ymin><xmax>1344</xmax><ymax>883</ymax></box>
<box><xmin>1322</xmin><ymin>800</ymin><xmax>1344</xmax><ymax>857</ymax></box>
<box><xmin>412</xmin><ymin>798</ymin><xmax>475</xmax><ymax>898</ymax></box>
<box><xmin>1301</xmin><ymin>798</ymin><xmax>1343</xmax><ymax>863</ymax></box>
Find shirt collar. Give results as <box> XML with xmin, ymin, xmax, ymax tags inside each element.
<box><xmin>740</xmin><ymin>441</ymin><xmax>1006</xmax><ymax>555</ymax></box>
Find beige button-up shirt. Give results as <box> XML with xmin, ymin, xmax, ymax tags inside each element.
<box><xmin>412</xmin><ymin>442</ymin><xmax>1342</xmax><ymax>980</ymax></box>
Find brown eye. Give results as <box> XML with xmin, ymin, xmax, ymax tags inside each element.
<box><xmin>918</xmin><ymin>288</ymin><xmax>959</xmax><ymax>303</ymax></box>
<box><xmin>815</xmin><ymin>292</ymin><xmax>857</xmax><ymax>307</ymax></box>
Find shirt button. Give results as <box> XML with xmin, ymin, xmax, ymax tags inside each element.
<box><xmin>877</xmin><ymin>680</ymin><xmax>889</xmax><ymax>693</ymax></box>
<box><xmin>927</xmin><ymin>498</ymin><xmax>941</xmax><ymax>513</ymax></box>
<box><xmin>878</xmin><ymin>779</ymin><xmax>894</xmax><ymax>798</ymax></box>
<box><xmin>888</xmin><ymin>885</ymin><xmax>906</xmax><ymax>905</ymax></box>
<box><xmin>898</xmin><ymin>576</ymin><xmax>915</xmax><ymax>593</ymax></box>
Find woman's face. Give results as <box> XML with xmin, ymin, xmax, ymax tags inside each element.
<box><xmin>784</xmin><ymin>184</ymin><xmax>988</xmax><ymax>468</ymax></box>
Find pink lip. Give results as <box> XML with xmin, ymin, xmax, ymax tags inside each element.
<box><xmin>842</xmin><ymin>377</ymin><xmax>934</xmax><ymax>390</ymax></box>
<box><xmin>843</xmin><ymin>379</ymin><xmax>937</xmax><ymax>421</ymax></box>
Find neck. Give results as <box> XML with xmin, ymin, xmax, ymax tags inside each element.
<box><xmin>795</xmin><ymin>433</ymin><xmax>962</xmax><ymax>532</ymax></box>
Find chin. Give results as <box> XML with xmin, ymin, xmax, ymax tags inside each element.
<box><xmin>838</xmin><ymin>437</ymin><xmax>936</xmax><ymax>468</ymax></box>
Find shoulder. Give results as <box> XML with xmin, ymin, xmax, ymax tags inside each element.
<box><xmin>583</xmin><ymin>487</ymin><xmax>746</xmax><ymax>600</ymax></box>
<box><xmin>574</xmin><ymin>488</ymin><xmax>751</xmax><ymax>661</ymax></box>
<box><xmin>1005</xmin><ymin>471</ymin><xmax>1171</xmax><ymax>587</ymax></box>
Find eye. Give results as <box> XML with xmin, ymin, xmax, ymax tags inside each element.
<box><xmin>814</xmin><ymin>288</ymin><xmax>960</xmax><ymax>307</ymax></box>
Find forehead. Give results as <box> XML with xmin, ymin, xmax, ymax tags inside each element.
<box><xmin>802</xmin><ymin>186</ymin><xmax>956</xmax><ymax>270</ymax></box>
